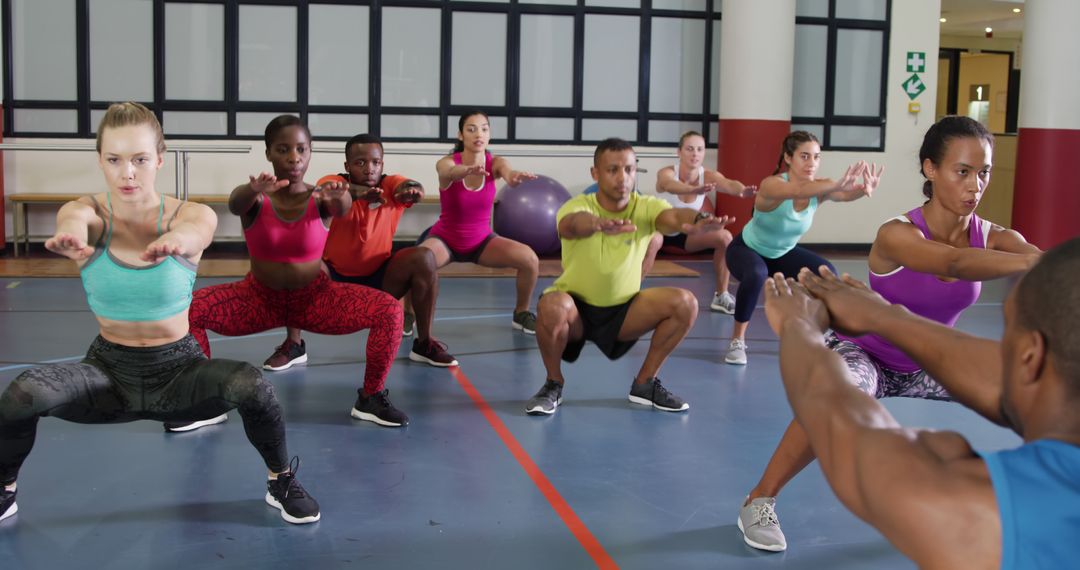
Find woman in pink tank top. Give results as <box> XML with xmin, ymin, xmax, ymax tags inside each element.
<box><xmin>736</xmin><ymin>116</ymin><xmax>1043</xmax><ymax>553</ymax></box>
<box><xmin>185</xmin><ymin>115</ymin><xmax>411</xmax><ymax>429</ymax></box>
<box><xmin>417</xmin><ymin>110</ymin><xmax>541</xmax><ymax>334</ymax></box>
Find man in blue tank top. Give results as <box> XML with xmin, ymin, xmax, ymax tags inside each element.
<box><xmin>759</xmin><ymin>238</ymin><xmax>1079</xmax><ymax>569</ymax></box>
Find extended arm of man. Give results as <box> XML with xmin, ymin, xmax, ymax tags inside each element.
<box><xmin>765</xmin><ymin>274</ymin><xmax>1001</xmax><ymax>569</ymax></box>
<box><xmin>798</xmin><ymin>266</ymin><xmax>1009</xmax><ymax>427</ymax></box>
<box><xmin>557</xmin><ymin>212</ymin><xmax>636</xmax><ymax>239</ymax></box>
<box><xmin>654</xmin><ymin>208</ymin><xmax>733</xmax><ymax>236</ymax></box>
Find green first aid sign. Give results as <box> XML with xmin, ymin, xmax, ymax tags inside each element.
<box><xmin>906</xmin><ymin>51</ymin><xmax>926</xmax><ymax>73</ymax></box>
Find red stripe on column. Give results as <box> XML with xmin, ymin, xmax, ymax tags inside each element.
<box><xmin>1012</xmin><ymin>128</ymin><xmax>1080</xmax><ymax>249</ymax></box>
<box><xmin>715</xmin><ymin>119</ymin><xmax>791</xmax><ymax>235</ymax></box>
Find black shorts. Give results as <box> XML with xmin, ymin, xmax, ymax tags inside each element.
<box><xmin>417</xmin><ymin>227</ymin><xmax>496</xmax><ymax>263</ymax></box>
<box><xmin>556</xmin><ymin>293</ymin><xmax>639</xmax><ymax>363</ymax></box>
<box><xmin>327</xmin><ymin>258</ymin><xmax>392</xmax><ymax>291</ymax></box>
<box><xmin>662</xmin><ymin>233</ymin><xmax>688</xmax><ymax>249</ymax></box>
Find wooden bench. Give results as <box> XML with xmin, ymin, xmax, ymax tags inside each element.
<box><xmin>8</xmin><ymin>193</ymin><xmax>440</xmax><ymax>256</ymax></box>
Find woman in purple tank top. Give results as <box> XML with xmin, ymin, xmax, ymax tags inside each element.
<box><xmin>735</xmin><ymin>116</ymin><xmax>1043</xmax><ymax>553</ymax></box>
<box><xmin>417</xmin><ymin>111</ymin><xmax>541</xmax><ymax>334</ymax></box>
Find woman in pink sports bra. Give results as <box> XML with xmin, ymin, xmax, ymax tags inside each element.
<box><xmin>418</xmin><ymin>110</ymin><xmax>541</xmax><ymax>333</ymax></box>
<box><xmin>185</xmin><ymin>115</ymin><xmax>410</xmax><ymax>429</ymax></box>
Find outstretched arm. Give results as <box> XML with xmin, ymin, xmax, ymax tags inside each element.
<box><xmin>492</xmin><ymin>156</ymin><xmax>536</xmax><ymax>187</ymax></box>
<box><xmin>142</xmin><ymin>202</ymin><xmax>218</xmax><ymax>262</ymax></box>
<box><xmin>654</xmin><ymin>208</ymin><xmax>733</xmax><ymax>236</ymax></box>
<box><xmin>703</xmin><ymin>170</ymin><xmax>756</xmax><ymax>198</ymax></box>
<box><xmin>798</xmin><ymin>267</ymin><xmax>1009</xmax><ymax>427</ymax></box>
<box><xmin>45</xmin><ymin>198</ymin><xmax>102</xmax><ymax>261</ymax></box>
<box><xmin>436</xmin><ymin>155</ymin><xmax>487</xmax><ymax>189</ymax></box>
<box><xmin>229</xmin><ymin>172</ymin><xmax>288</xmax><ymax>216</ymax></box>
<box><xmin>756</xmin><ymin>161</ymin><xmax>875</xmax><ymax>209</ymax></box>
<box><xmin>558</xmin><ymin>212</ymin><xmax>637</xmax><ymax>240</ymax></box>
<box><xmin>874</xmin><ymin>221</ymin><xmax>1040</xmax><ymax>281</ymax></box>
<box><xmin>765</xmin><ymin>274</ymin><xmax>1000</xmax><ymax>569</ymax></box>
<box><xmin>822</xmin><ymin>162</ymin><xmax>883</xmax><ymax>203</ymax></box>
<box><xmin>656</xmin><ymin>167</ymin><xmax>715</xmax><ymax>196</ymax></box>
<box><xmin>315</xmin><ymin>179</ymin><xmax>353</xmax><ymax>218</ymax></box>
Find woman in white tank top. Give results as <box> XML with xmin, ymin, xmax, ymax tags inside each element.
<box><xmin>654</xmin><ymin>131</ymin><xmax>756</xmax><ymax>313</ymax></box>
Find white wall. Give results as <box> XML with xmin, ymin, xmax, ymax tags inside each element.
<box><xmin>2</xmin><ymin>0</ymin><xmax>941</xmax><ymax>246</ymax></box>
<box><xmin>801</xmin><ymin>0</ymin><xmax>940</xmax><ymax>243</ymax></box>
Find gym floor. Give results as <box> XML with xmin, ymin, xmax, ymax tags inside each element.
<box><xmin>0</xmin><ymin>256</ymin><xmax>1019</xmax><ymax>569</ymax></box>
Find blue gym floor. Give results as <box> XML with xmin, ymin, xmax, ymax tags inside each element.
<box><xmin>0</xmin><ymin>256</ymin><xmax>1020</xmax><ymax>569</ymax></box>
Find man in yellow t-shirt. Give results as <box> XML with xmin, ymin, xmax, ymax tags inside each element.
<box><xmin>526</xmin><ymin>138</ymin><xmax>732</xmax><ymax>416</ymax></box>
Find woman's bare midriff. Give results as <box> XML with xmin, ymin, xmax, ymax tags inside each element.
<box><xmin>250</xmin><ymin>258</ymin><xmax>325</xmax><ymax>290</ymax></box>
<box><xmin>96</xmin><ymin>311</ymin><xmax>192</xmax><ymax>347</ymax></box>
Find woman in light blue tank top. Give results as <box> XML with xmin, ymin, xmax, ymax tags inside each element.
<box><xmin>722</xmin><ymin>131</ymin><xmax>882</xmax><ymax>366</ymax></box>
<box><xmin>0</xmin><ymin>102</ymin><xmax>321</xmax><ymax>526</ymax></box>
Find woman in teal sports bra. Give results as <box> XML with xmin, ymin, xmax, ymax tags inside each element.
<box><xmin>722</xmin><ymin>131</ymin><xmax>883</xmax><ymax>365</ymax></box>
<box><xmin>0</xmin><ymin>102</ymin><xmax>320</xmax><ymax>526</ymax></box>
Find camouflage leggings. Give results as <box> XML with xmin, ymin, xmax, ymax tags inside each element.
<box><xmin>826</xmin><ymin>333</ymin><xmax>952</xmax><ymax>401</ymax></box>
<box><xmin>0</xmin><ymin>335</ymin><xmax>289</xmax><ymax>484</ymax></box>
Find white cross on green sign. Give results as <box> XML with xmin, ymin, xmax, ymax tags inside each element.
<box><xmin>906</xmin><ymin>51</ymin><xmax>926</xmax><ymax>73</ymax></box>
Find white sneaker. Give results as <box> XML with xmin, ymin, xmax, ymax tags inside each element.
<box><xmin>710</xmin><ymin>291</ymin><xmax>736</xmax><ymax>314</ymax></box>
<box><xmin>163</xmin><ymin>413</ymin><xmax>229</xmax><ymax>433</ymax></box>
<box><xmin>738</xmin><ymin>496</ymin><xmax>787</xmax><ymax>552</ymax></box>
<box><xmin>724</xmin><ymin>338</ymin><xmax>748</xmax><ymax>365</ymax></box>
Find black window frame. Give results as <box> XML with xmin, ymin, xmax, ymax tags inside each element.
<box><xmin>792</xmin><ymin>0</ymin><xmax>892</xmax><ymax>152</ymax></box>
<box><xmin>3</xmin><ymin>0</ymin><xmax>889</xmax><ymax>150</ymax></box>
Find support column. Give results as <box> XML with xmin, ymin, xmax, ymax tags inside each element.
<box><xmin>1011</xmin><ymin>0</ymin><xmax>1080</xmax><ymax>249</ymax></box>
<box><xmin>714</xmin><ymin>0</ymin><xmax>795</xmax><ymax>233</ymax></box>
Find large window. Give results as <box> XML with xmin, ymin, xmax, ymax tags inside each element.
<box><xmin>792</xmin><ymin>0</ymin><xmax>890</xmax><ymax>150</ymax></box>
<box><xmin>4</xmin><ymin>0</ymin><xmax>888</xmax><ymax>149</ymax></box>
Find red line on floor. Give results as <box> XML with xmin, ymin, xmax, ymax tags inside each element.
<box><xmin>449</xmin><ymin>366</ymin><xmax>619</xmax><ymax>570</ymax></box>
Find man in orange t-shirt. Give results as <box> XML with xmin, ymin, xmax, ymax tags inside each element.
<box><xmin>268</xmin><ymin>134</ymin><xmax>457</xmax><ymax>369</ymax></box>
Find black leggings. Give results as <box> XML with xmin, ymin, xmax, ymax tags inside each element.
<box><xmin>0</xmin><ymin>335</ymin><xmax>289</xmax><ymax>484</ymax></box>
<box><xmin>725</xmin><ymin>234</ymin><xmax>836</xmax><ymax>323</ymax></box>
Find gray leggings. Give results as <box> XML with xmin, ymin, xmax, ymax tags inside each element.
<box><xmin>826</xmin><ymin>333</ymin><xmax>951</xmax><ymax>400</ymax></box>
<box><xmin>0</xmin><ymin>335</ymin><xmax>289</xmax><ymax>484</ymax></box>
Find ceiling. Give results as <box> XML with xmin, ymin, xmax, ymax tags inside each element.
<box><xmin>940</xmin><ymin>0</ymin><xmax>1025</xmax><ymax>38</ymax></box>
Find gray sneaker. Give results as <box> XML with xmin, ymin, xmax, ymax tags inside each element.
<box><xmin>710</xmin><ymin>291</ymin><xmax>736</xmax><ymax>314</ymax></box>
<box><xmin>628</xmin><ymin>377</ymin><xmax>689</xmax><ymax>412</ymax></box>
<box><xmin>512</xmin><ymin>311</ymin><xmax>537</xmax><ymax>335</ymax></box>
<box><xmin>525</xmin><ymin>380</ymin><xmax>563</xmax><ymax>415</ymax></box>
<box><xmin>725</xmin><ymin>338</ymin><xmax>748</xmax><ymax>365</ymax></box>
<box><xmin>738</xmin><ymin>496</ymin><xmax>787</xmax><ymax>552</ymax></box>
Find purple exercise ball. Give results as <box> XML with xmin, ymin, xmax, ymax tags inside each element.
<box><xmin>494</xmin><ymin>175</ymin><xmax>572</xmax><ymax>255</ymax></box>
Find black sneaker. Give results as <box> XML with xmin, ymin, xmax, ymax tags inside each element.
<box><xmin>350</xmin><ymin>389</ymin><xmax>409</xmax><ymax>427</ymax></box>
<box><xmin>265</xmin><ymin>457</ymin><xmax>320</xmax><ymax>524</ymax></box>
<box><xmin>525</xmin><ymin>379</ymin><xmax>563</xmax><ymax>415</ymax></box>
<box><xmin>263</xmin><ymin>339</ymin><xmax>308</xmax><ymax>371</ymax></box>
<box><xmin>408</xmin><ymin>337</ymin><xmax>459</xmax><ymax>367</ymax></box>
<box><xmin>628</xmin><ymin>377</ymin><xmax>689</xmax><ymax>412</ymax></box>
<box><xmin>163</xmin><ymin>413</ymin><xmax>229</xmax><ymax>433</ymax></box>
<box><xmin>512</xmin><ymin>311</ymin><xmax>537</xmax><ymax>335</ymax></box>
<box><xmin>0</xmin><ymin>486</ymin><xmax>16</xmax><ymax>523</ymax></box>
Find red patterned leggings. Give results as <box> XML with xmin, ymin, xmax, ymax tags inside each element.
<box><xmin>189</xmin><ymin>272</ymin><xmax>403</xmax><ymax>395</ymax></box>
